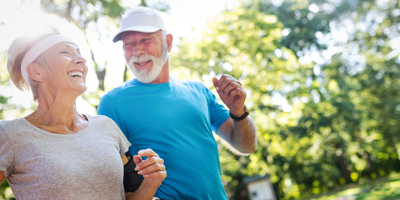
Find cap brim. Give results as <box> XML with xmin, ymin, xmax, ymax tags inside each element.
<box><xmin>112</xmin><ymin>26</ymin><xmax>161</xmax><ymax>43</ymax></box>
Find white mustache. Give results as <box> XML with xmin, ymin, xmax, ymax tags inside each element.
<box><xmin>129</xmin><ymin>54</ymin><xmax>156</xmax><ymax>64</ymax></box>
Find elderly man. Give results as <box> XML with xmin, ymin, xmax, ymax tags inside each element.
<box><xmin>98</xmin><ymin>6</ymin><xmax>257</xmax><ymax>200</ymax></box>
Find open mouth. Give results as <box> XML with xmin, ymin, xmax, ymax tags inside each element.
<box><xmin>135</xmin><ymin>60</ymin><xmax>151</xmax><ymax>67</ymax></box>
<box><xmin>68</xmin><ymin>71</ymin><xmax>83</xmax><ymax>78</ymax></box>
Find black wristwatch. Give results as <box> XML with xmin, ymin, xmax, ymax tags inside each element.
<box><xmin>230</xmin><ymin>104</ymin><xmax>249</xmax><ymax>121</ymax></box>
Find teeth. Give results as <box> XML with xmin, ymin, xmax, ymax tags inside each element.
<box><xmin>68</xmin><ymin>71</ymin><xmax>83</xmax><ymax>77</ymax></box>
<box><xmin>136</xmin><ymin>60</ymin><xmax>150</xmax><ymax>64</ymax></box>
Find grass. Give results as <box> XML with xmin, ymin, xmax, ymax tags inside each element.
<box><xmin>300</xmin><ymin>172</ymin><xmax>400</xmax><ymax>200</ymax></box>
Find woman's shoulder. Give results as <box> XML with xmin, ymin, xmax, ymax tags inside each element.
<box><xmin>0</xmin><ymin>118</ymin><xmax>29</xmax><ymax>140</ymax></box>
<box><xmin>0</xmin><ymin>118</ymin><xmax>26</xmax><ymax>131</ymax></box>
<box><xmin>85</xmin><ymin>114</ymin><xmax>124</xmax><ymax>138</ymax></box>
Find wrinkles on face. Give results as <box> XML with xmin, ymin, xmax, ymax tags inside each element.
<box><xmin>42</xmin><ymin>42</ymin><xmax>88</xmax><ymax>94</ymax></box>
<box><xmin>122</xmin><ymin>31</ymin><xmax>168</xmax><ymax>83</ymax></box>
<box><xmin>127</xmin><ymin>40</ymin><xmax>168</xmax><ymax>83</ymax></box>
<box><xmin>122</xmin><ymin>32</ymin><xmax>163</xmax><ymax>60</ymax></box>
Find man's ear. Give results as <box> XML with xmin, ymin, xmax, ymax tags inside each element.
<box><xmin>26</xmin><ymin>63</ymin><xmax>45</xmax><ymax>82</ymax></box>
<box><xmin>166</xmin><ymin>34</ymin><xmax>173</xmax><ymax>52</ymax></box>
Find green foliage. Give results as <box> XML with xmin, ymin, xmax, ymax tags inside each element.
<box><xmin>40</xmin><ymin>0</ymin><xmax>125</xmax><ymax>25</ymax></box>
<box><xmin>171</xmin><ymin>6</ymin><xmax>307</xmax><ymax>199</ymax></box>
<box><xmin>0</xmin><ymin>53</ymin><xmax>9</xmax><ymax>119</ymax></box>
<box><xmin>1</xmin><ymin>0</ymin><xmax>400</xmax><ymax>199</ymax></box>
<box><xmin>171</xmin><ymin>0</ymin><xmax>400</xmax><ymax>199</ymax></box>
<box><xmin>300</xmin><ymin>172</ymin><xmax>400</xmax><ymax>200</ymax></box>
<box><xmin>0</xmin><ymin>180</ymin><xmax>15</xmax><ymax>200</ymax></box>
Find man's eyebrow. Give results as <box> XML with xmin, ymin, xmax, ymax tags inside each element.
<box><xmin>122</xmin><ymin>35</ymin><xmax>133</xmax><ymax>41</ymax></box>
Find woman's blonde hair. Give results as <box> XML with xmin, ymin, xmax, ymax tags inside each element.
<box><xmin>6</xmin><ymin>26</ymin><xmax>60</xmax><ymax>101</ymax></box>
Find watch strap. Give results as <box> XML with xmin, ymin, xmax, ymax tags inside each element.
<box><xmin>230</xmin><ymin>105</ymin><xmax>249</xmax><ymax>121</ymax></box>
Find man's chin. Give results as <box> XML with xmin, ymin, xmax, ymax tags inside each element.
<box><xmin>135</xmin><ymin>71</ymin><xmax>156</xmax><ymax>83</ymax></box>
<box><xmin>137</xmin><ymin>77</ymin><xmax>156</xmax><ymax>83</ymax></box>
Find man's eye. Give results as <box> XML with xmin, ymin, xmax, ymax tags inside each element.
<box><xmin>60</xmin><ymin>51</ymin><xmax>69</xmax><ymax>54</ymax></box>
<box><xmin>124</xmin><ymin>42</ymin><xmax>131</xmax><ymax>46</ymax></box>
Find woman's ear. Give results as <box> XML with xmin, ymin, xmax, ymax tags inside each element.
<box><xmin>26</xmin><ymin>63</ymin><xmax>45</xmax><ymax>82</ymax></box>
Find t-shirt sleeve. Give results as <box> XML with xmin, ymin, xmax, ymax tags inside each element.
<box><xmin>204</xmin><ymin>86</ymin><xmax>230</xmax><ymax>133</ymax></box>
<box><xmin>107</xmin><ymin>118</ymin><xmax>131</xmax><ymax>156</ymax></box>
<box><xmin>98</xmin><ymin>94</ymin><xmax>127</xmax><ymax>137</ymax></box>
<box><xmin>0</xmin><ymin>125</ymin><xmax>14</xmax><ymax>177</ymax></box>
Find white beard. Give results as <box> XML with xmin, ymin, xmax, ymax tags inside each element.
<box><xmin>127</xmin><ymin>43</ymin><xmax>168</xmax><ymax>83</ymax></box>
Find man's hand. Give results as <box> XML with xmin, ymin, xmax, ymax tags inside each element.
<box><xmin>213</xmin><ymin>74</ymin><xmax>247</xmax><ymax>116</ymax></box>
<box><xmin>134</xmin><ymin>148</ymin><xmax>166</xmax><ymax>188</ymax></box>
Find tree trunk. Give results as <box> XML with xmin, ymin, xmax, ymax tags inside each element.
<box><xmin>336</xmin><ymin>143</ymin><xmax>351</xmax><ymax>182</ymax></box>
<box><xmin>123</xmin><ymin>65</ymin><xmax>128</xmax><ymax>83</ymax></box>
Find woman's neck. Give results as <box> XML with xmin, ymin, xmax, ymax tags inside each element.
<box><xmin>25</xmin><ymin>91</ymin><xmax>88</xmax><ymax>134</ymax></box>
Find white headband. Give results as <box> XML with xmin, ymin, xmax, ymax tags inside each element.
<box><xmin>21</xmin><ymin>34</ymin><xmax>76</xmax><ymax>87</ymax></box>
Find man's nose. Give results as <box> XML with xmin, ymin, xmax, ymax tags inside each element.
<box><xmin>132</xmin><ymin>44</ymin><xmax>145</xmax><ymax>57</ymax></box>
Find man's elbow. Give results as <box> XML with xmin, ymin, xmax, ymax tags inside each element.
<box><xmin>246</xmin><ymin>142</ymin><xmax>257</xmax><ymax>154</ymax></box>
<box><xmin>246</xmin><ymin>130</ymin><xmax>257</xmax><ymax>154</ymax></box>
<box><xmin>237</xmin><ymin>142</ymin><xmax>257</xmax><ymax>155</ymax></box>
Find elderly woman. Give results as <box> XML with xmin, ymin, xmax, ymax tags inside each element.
<box><xmin>0</xmin><ymin>26</ymin><xmax>166</xmax><ymax>199</ymax></box>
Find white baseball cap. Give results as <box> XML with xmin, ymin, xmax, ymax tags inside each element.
<box><xmin>112</xmin><ymin>12</ymin><xmax>166</xmax><ymax>43</ymax></box>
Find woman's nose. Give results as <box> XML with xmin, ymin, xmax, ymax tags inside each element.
<box><xmin>74</xmin><ymin>55</ymin><xmax>86</xmax><ymax>65</ymax></box>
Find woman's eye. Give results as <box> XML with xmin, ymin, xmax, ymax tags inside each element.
<box><xmin>60</xmin><ymin>51</ymin><xmax>69</xmax><ymax>54</ymax></box>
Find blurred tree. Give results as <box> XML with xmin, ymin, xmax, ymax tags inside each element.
<box><xmin>1</xmin><ymin>0</ymin><xmax>400</xmax><ymax>199</ymax></box>
<box><xmin>40</xmin><ymin>0</ymin><xmax>125</xmax><ymax>94</ymax></box>
<box><xmin>171</xmin><ymin>0</ymin><xmax>400</xmax><ymax>199</ymax></box>
<box><xmin>0</xmin><ymin>22</ymin><xmax>16</xmax><ymax>200</ymax></box>
<box><xmin>170</xmin><ymin>6</ymin><xmax>306</xmax><ymax>199</ymax></box>
<box><xmin>0</xmin><ymin>0</ymin><xmax>170</xmax><ymax>197</ymax></box>
<box><xmin>39</xmin><ymin>0</ymin><xmax>170</xmax><ymax>107</ymax></box>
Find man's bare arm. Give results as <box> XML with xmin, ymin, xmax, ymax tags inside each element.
<box><xmin>217</xmin><ymin>116</ymin><xmax>257</xmax><ymax>155</ymax></box>
<box><xmin>213</xmin><ymin>74</ymin><xmax>257</xmax><ymax>154</ymax></box>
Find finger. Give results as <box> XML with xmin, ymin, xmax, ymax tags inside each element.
<box><xmin>136</xmin><ymin>156</ymin><xmax>164</xmax><ymax>171</ymax></box>
<box><xmin>138</xmin><ymin>163</ymin><xmax>166</xmax><ymax>175</ymax></box>
<box><xmin>133</xmin><ymin>155</ymin><xmax>143</xmax><ymax>165</ymax></box>
<box><xmin>222</xmin><ymin>82</ymin><xmax>242</xmax><ymax>98</ymax></box>
<box><xmin>216</xmin><ymin>75</ymin><xmax>229</xmax><ymax>89</ymax></box>
<box><xmin>219</xmin><ymin>77</ymin><xmax>237</xmax><ymax>95</ymax></box>
<box><xmin>212</xmin><ymin>77</ymin><xmax>219</xmax><ymax>89</ymax></box>
<box><xmin>138</xmin><ymin>148</ymin><xmax>158</xmax><ymax>158</ymax></box>
<box><xmin>143</xmin><ymin>170</ymin><xmax>167</xmax><ymax>179</ymax></box>
<box><xmin>227</xmin><ymin>87</ymin><xmax>246</xmax><ymax>99</ymax></box>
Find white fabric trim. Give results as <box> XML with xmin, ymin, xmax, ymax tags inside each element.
<box><xmin>21</xmin><ymin>35</ymin><xmax>76</xmax><ymax>87</ymax></box>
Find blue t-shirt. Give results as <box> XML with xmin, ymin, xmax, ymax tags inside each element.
<box><xmin>98</xmin><ymin>78</ymin><xmax>230</xmax><ymax>200</ymax></box>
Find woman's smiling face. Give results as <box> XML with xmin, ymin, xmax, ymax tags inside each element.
<box><xmin>42</xmin><ymin>42</ymin><xmax>88</xmax><ymax>95</ymax></box>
